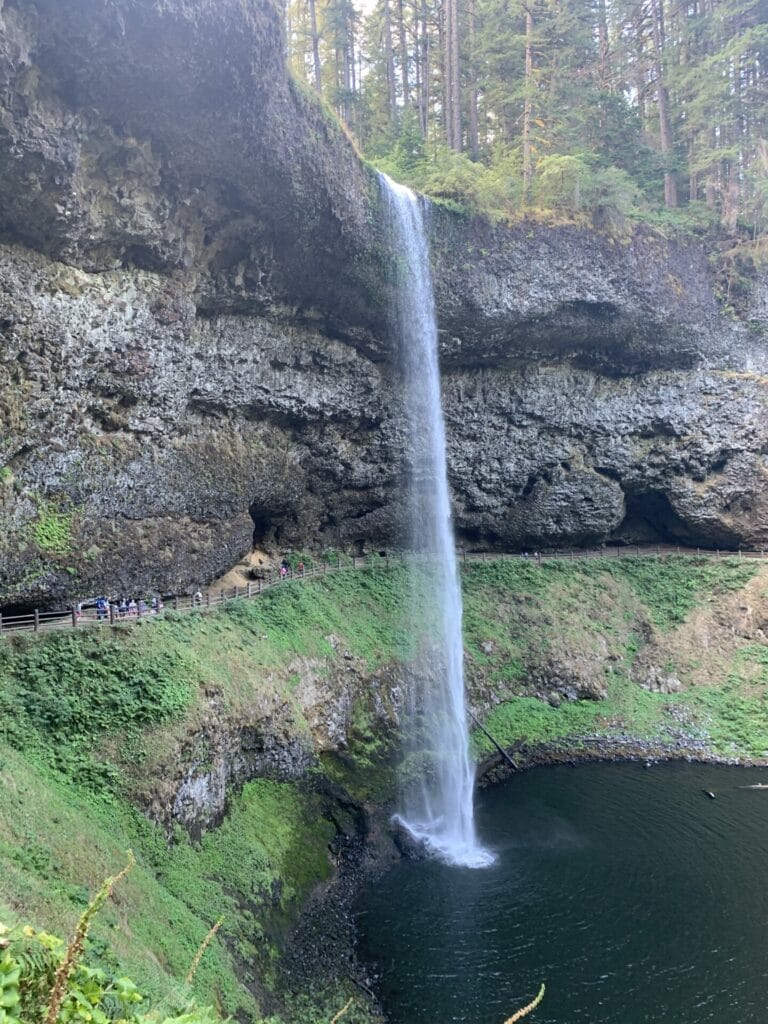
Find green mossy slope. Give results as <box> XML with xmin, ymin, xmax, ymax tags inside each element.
<box><xmin>0</xmin><ymin>745</ymin><xmax>338</xmax><ymax>1021</ymax></box>
<box><xmin>0</xmin><ymin>570</ymin><xmax>411</xmax><ymax>1023</ymax></box>
<box><xmin>462</xmin><ymin>556</ymin><xmax>767</xmax><ymax>761</ymax></box>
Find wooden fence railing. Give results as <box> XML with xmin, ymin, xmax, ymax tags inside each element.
<box><xmin>0</xmin><ymin>544</ymin><xmax>765</xmax><ymax>639</ymax></box>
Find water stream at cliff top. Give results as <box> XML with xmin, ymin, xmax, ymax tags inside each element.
<box><xmin>380</xmin><ymin>173</ymin><xmax>492</xmax><ymax>869</ymax></box>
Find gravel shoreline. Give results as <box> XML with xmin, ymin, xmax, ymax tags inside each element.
<box><xmin>477</xmin><ymin>733</ymin><xmax>768</xmax><ymax>785</ymax></box>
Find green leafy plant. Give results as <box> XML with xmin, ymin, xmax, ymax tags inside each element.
<box><xmin>32</xmin><ymin>505</ymin><xmax>75</xmax><ymax>556</ymax></box>
<box><xmin>45</xmin><ymin>853</ymin><xmax>136</xmax><ymax>1024</ymax></box>
<box><xmin>0</xmin><ymin>855</ymin><xmax>221</xmax><ymax>1024</ymax></box>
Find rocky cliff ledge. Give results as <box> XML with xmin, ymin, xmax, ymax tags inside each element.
<box><xmin>0</xmin><ymin>0</ymin><xmax>766</xmax><ymax>606</ymax></box>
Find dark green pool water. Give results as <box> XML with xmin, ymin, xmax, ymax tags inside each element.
<box><xmin>357</xmin><ymin>762</ymin><xmax>768</xmax><ymax>1023</ymax></box>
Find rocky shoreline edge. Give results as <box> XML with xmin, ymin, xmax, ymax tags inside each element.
<box><xmin>477</xmin><ymin>733</ymin><xmax>768</xmax><ymax>784</ymax></box>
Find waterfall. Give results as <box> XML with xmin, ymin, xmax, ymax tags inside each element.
<box><xmin>380</xmin><ymin>173</ymin><xmax>493</xmax><ymax>869</ymax></box>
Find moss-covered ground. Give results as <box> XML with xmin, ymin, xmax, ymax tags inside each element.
<box><xmin>1</xmin><ymin>555</ymin><xmax>766</xmax><ymax>1021</ymax></box>
<box><xmin>462</xmin><ymin>556</ymin><xmax>768</xmax><ymax>761</ymax></box>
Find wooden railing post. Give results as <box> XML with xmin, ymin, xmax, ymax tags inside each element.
<box><xmin>173</xmin><ymin>596</ymin><xmax>179</xmax><ymax>610</ymax></box>
<box><xmin>247</xmin><ymin>582</ymin><xmax>252</xmax><ymax>598</ymax></box>
<box><xmin>34</xmin><ymin>608</ymin><xmax>39</xmax><ymax>632</ymax></box>
<box><xmin>71</xmin><ymin>607</ymin><xmax>77</xmax><ymax>628</ymax></box>
<box><xmin>109</xmin><ymin>603</ymin><xmax>115</xmax><ymax>625</ymax></box>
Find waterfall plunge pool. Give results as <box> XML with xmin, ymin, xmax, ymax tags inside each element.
<box><xmin>356</xmin><ymin>762</ymin><xmax>768</xmax><ymax>1023</ymax></box>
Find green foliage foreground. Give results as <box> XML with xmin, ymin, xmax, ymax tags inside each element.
<box><xmin>0</xmin><ymin>864</ymin><xmax>217</xmax><ymax>1024</ymax></box>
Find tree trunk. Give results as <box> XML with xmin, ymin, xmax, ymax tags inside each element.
<box><xmin>308</xmin><ymin>0</ymin><xmax>322</xmax><ymax>95</ymax></box>
<box><xmin>522</xmin><ymin>6</ymin><xmax>534</xmax><ymax>201</ymax></box>
<box><xmin>383</xmin><ymin>0</ymin><xmax>398</xmax><ymax>123</ymax></box>
<box><xmin>597</xmin><ymin>0</ymin><xmax>610</xmax><ymax>90</ymax></box>
<box><xmin>420</xmin><ymin>0</ymin><xmax>429</xmax><ymax>136</ymax></box>
<box><xmin>633</xmin><ymin>3</ymin><xmax>647</xmax><ymax>125</ymax></box>
<box><xmin>649</xmin><ymin>0</ymin><xmax>677</xmax><ymax>208</ymax></box>
<box><xmin>467</xmin><ymin>0</ymin><xmax>478</xmax><ymax>157</ymax></box>
<box><xmin>397</xmin><ymin>0</ymin><xmax>410</xmax><ymax>107</ymax></box>
<box><xmin>722</xmin><ymin>162</ymin><xmax>740</xmax><ymax>233</ymax></box>
<box><xmin>444</xmin><ymin>0</ymin><xmax>461</xmax><ymax>150</ymax></box>
<box><xmin>439</xmin><ymin>0</ymin><xmax>448</xmax><ymax>143</ymax></box>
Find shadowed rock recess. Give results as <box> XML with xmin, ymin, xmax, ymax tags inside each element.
<box><xmin>0</xmin><ymin>0</ymin><xmax>767</xmax><ymax>606</ymax></box>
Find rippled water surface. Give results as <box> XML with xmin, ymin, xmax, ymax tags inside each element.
<box><xmin>356</xmin><ymin>762</ymin><xmax>768</xmax><ymax>1023</ymax></box>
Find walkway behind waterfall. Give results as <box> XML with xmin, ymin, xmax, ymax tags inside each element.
<box><xmin>2</xmin><ymin>544</ymin><xmax>766</xmax><ymax>638</ymax></box>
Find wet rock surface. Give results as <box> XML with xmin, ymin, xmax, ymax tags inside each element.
<box><xmin>133</xmin><ymin>655</ymin><xmax>402</xmax><ymax>839</ymax></box>
<box><xmin>0</xmin><ymin>0</ymin><xmax>767</xmax><ymax>607</ymax></box>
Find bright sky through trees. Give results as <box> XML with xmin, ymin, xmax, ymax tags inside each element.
<box><xmin>286</xmin><ymin>0</ymin><xmax>768</xmax><ymax>234</ymax></box>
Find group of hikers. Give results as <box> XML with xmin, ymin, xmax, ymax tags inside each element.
<box><xmin>72</xmin><ymin>558</ymin><xmax>310</xmax><ymax>622</ymax></box>
<box><xmin>279</xmin><ymin>559</ymin><xmax>305</xmax><ymax>579</ymax></box>
<box><xmin>77</xmin><ymin>595</ymin><xmax>164</xmax><ymax>621</ymax></box>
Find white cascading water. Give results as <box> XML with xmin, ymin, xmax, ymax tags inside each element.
<box><xmin>380</xmin><ymin>173</ymin><xmax>493</xmax><ymax>869</ymax></box>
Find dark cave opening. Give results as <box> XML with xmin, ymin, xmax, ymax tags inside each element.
<box><xmin>249</xmin><ymin>501</ymin><xmax>279</xmax><ymax>547</ymax></box>
<box><xmin>612</xmin><ymin>488</ymin><xmax>722</xmax><ymax>548</ymax></box>
<box><xmin>613</xmin><ymin>489</ymin><xmax>679</xmax><ymax>544</ymax></box>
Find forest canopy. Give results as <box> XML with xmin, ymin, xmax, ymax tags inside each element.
<box><xmin>285</xmin><ymin>0</ymin><xmax>768</xmax><ymax>237</ymax></box>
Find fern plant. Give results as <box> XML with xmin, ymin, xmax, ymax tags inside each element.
<box><xmin>0</xmin><ymin>853</ymin><xmax>218</xmax><ymax>1024</ymax></box>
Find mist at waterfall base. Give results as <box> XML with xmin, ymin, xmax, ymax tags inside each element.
<box><xmin>380</xmin><ymin>173</ymin><xmax>492</xmax><ymax>869</ymax></box>
<box><xmin>357</xmin><ymin>761</ymin><xmax>768</xmax><ymax>1024</ymax></box>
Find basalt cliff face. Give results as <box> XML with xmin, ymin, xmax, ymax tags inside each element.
<box><xmin>0</xmin><ymin>0</ymin><xmax>766</xmax><ymax>606</ymax></box>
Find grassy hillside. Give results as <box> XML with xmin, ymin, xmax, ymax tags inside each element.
<box><xmin>1</xmin><ymin>555</ymin><xmax>766</xmax><ymax>1021</ymax></box>
<box><xmin>0</xmin><ymin>573</ymin><xmax>412</xmax><ymax>1024</ymax></box>
<box><xmin>462</xmin><ymin>556</ymin><xmax>767</xmax><ymax>761</ymax></box>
